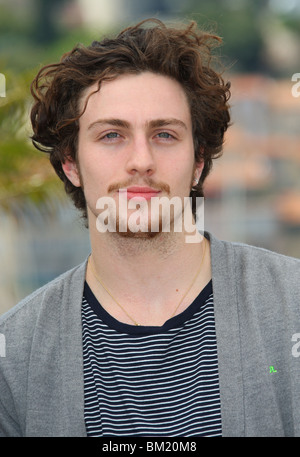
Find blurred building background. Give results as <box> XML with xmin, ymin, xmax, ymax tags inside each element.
<box><xmin>0</xmin><ymin>0</ymin><xmax>300</xmax><ymax>314</ymax></box>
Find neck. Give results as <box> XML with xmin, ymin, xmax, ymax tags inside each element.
<box><xmin>86</xmin><ymin>217</ymin><xmax>211</xmax><ymax>326</ymax></box>
<box><xmin>90</xmin><ymin>222</ymin><xmax>203</xmax><ymax>269</ymax></box>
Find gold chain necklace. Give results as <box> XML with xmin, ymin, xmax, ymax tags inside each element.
<box><xmin>88</xmin><ymin>237</ymin><xmax>207</xmax><ymax>326</ymax></box>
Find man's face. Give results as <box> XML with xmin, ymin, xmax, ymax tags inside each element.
<box><xmin>63</xmin><ymin>71</ymin><xmax>203</xmax><ymax>237</ymax></box>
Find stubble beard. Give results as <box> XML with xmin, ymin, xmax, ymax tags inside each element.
<box><xmin>81</xmin><ymin>170</ymin><xmax>197</xmax><ymax>247</ymax></box>
<box><xmin>107</xmin><ymin>178</ymin><xmax>172</xmax><ymax>240</ymax></box>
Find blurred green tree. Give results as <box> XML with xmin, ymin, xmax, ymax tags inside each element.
<box><xmin>185</xmin><ymin>0</ymin><xmax>266</xmax><ymax>72</ymax></box>
<box><xmin>0</xmin><ymin>69</ymin><xmax>65</xmax><ymax>220</ymax></box>
<box><xmin>184</xmin><ymin>0</ymin><xmax>300</xmax><ymax>75</ymax></box>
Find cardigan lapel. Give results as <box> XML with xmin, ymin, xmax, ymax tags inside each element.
<box><xmin>208</xmin><ymin>232</ymin><xmax>245</xmax><ymax>437</ymax></box>
<box><xmin>59</xmin><ymin>259</ymin><xmax>88</xmax><ymax>436</ymax></box>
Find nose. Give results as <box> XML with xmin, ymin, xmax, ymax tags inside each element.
<box><xmin>125</xmin><ymin>135</ymin><xmax>156</xmax><ymax>178</ymax></box>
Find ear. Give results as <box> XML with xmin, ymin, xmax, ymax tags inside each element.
<box><xmin>61</xmin><ymin>158</ymin><xmax>81</xmax><ymax>187</ymax></box>
<box><xmin>193</xmin><ymin>160</ymin><xmax>205</xmax><ymax>183</ymax></box>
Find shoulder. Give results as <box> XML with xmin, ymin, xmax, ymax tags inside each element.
<box><xmin>0</xmin><ymin>260</ymin><xmax>87</xmax><ymax>436</ymax></box>
<box><xmin>230</xmin><ymin>238</ymin><xmax>299</xmax><ymax>265</ymax></box>
<box><xmin>0</xmin><ymin>260</ymin><xmax>87</xmax><ymax>335</ymax></box>
<box><xmin>208</xmin><ymin>232</ymin><xmax>300</xmax><ymax>338</ymax></box>
<box><xmin>209</xmin><ymin>231</ymin><xmax>300</xmax><ymax>266</ymax></box>
<box><xmin>228</xmin><ymin>238</ymin><xmax>299</xmax><ymax>274</ymax></box>
<box><xmin>208</xmin><ymin>231</ymin><xmax>300</xmax><ymax>289</ymax></box>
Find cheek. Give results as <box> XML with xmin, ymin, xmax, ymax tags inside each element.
<box><xmin>80</xmin><ymin>156</ymin><xmax>120</xmax><ymax>204</ymax></box>
<box><xmin>169</xmin><ymin>166</ymin><xmax>194</xmax><ymax>195</ymax></box>
<box><xmin>76</xmin><ymin>155</ymin><xmax>102</xmax><ymax>195</ymax></box>
<box><xmin>77</xmin><ymin>144</ymin><xmax>101</xmax><ymax>180</ymax></box>
<box><xmin>173</xmin><ymin>153</ymin><xmax>195</xmax><ymax>179</ymax></box>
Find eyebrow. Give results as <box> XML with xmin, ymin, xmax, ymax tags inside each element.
<box><xmin>87</xmin><ymin>118</ymin><xmax>187</xmax><ymax>131</ymax></box>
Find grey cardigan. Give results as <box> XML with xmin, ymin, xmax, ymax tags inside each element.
<box><xmin>0</xmin><ymin>232</ymin><xmax>300</xmax><ymax>437</ymax></box>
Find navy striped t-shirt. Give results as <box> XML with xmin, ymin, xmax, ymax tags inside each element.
<box><xmin>81</xmin><ymin>280</ymin><xmax>222</xmax><ymax>437</ymax></box>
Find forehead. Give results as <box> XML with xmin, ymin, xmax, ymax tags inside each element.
<box><xmin>79</xmin><ymin>72</ymin><xmax>192</xmax><ymax>128</ymax></box>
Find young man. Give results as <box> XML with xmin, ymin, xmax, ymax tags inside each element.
<box><xmin>0</xmin><ymin>18</ymin><xmax>299</xmax><ymax>437</ymax></box>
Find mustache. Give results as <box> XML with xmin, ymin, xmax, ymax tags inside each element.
<box><xmin>108</xmin><ymin>179</ymin><xmax>170</xmax><ymax>195</ymax></box>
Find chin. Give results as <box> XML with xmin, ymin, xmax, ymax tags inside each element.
<box><xmin>116</xmin><ymin>229</ymin><xmax>161</xmax><ymax>239</ymax></box>
<box><xmin>115</xmin><ymin>214</ymin><xmax>164</xmax><ymax>239</ymax></box>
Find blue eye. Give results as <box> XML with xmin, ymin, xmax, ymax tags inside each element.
<box><xmin>99</xmin><ymin>132</ymin><xmax>121</xmax><ymax>142</ymax></box>
<box><xmin>105</xmin><ymin>132</ymin><xmax>119</xmax><ymax>139</ymax></box>
<box><xmin>157</xmin><ymin>132</ymin><xmax>173</xmax><ymax>139</ymax></box>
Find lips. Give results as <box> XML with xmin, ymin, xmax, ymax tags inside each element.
<box><xmin>119</xmin><ymin>186</ymin><xmax>161</xmax><ymax>200</ymax></box>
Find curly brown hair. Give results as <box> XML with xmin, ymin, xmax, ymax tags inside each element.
<box><xmin>30</xmin><ymin>18</ymin><xmax>231</xmax><ymax>221</ymax></box>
